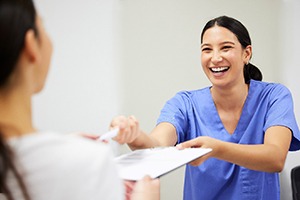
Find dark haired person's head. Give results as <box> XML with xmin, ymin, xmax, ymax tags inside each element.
<box><xmin>200</xmin><ymin>16</ymin><xmax>262</xmax><ymax>84</ymax></box>
<box><xmin>0</xmin><ymin>0</ymin><xmax>41</xmax><ymax>200</ymax></box>
<box><xmin>0</xmin><ymin>0</ymin><xmax>38</xmax><ymax>87</ymax></box>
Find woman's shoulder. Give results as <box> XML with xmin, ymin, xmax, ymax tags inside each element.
<box><xmin>164</xmin><ymin>87</ymin><xmax>211</xmax><ymax>108</ymax></box>
<box><xmin>251</xmin><ymin>79</ymin><xmax>287</xmax><ymax>88</ymax></box>
<box><xmin>9</xmin><ymin>131</ymin><xmax>114</xmax><ymax>167</ymax></box>
<box><xmin>8</xmin><ymin>131</ymin><xmax>123</xmax><ymax>200</ymax></box>
<box><xmin>250</xmin><ymin>80</ymin><xmax>291</xmax><ymax>95</ymax></box>
<box><xmin>175</xmin><ymin>87</ymin><xmax>211</xmax><ymax>99</ymax></box>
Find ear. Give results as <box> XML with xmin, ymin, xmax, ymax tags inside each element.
<box><xmin>243</xmin><ymin>45</ymin><xmax>252</xmax><ymax>64</ymax></box>
<box><xmin>23</xmin><ymin>29</ymin><xmax>41</xmax><ymax>65</ymax></box>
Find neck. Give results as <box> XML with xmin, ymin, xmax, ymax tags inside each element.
<box><xmin>0</xmin><ymin>87</ymin><xmax>35</xmax><ymax>139</ymax></box>
<box><xmin>211</xmin><ymin>83</ymin><xmax>249</xmax><ymax>111</ymax></box>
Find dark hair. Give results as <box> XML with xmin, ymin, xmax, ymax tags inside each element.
<box><xmin>0</xmin><ymin>0</ymin><xmax>37</xmax><ymax>199</ymax></box>
<box><xmin>0</xmin><ymin>0</ymin><xmax>37</xmax><ymax>86</ymax></box>
<box><xmin>200</xmin><ymin>16</ymin><xmax>262</xmax><ymax>84</ymax></box>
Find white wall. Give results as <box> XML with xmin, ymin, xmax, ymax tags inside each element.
<box><xmin>33</xmin><ymin>0</ymin><xmax>120</xmax><ymax>135</ymax></box>
<box><xmin>279</xmin><ymin>1</ymin><xmax>300</xmax><ymax>199</ymax></box>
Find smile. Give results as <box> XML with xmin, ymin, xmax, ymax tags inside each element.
<box><xmin>210</xmin><ymin>67</ymin><xmax>229</xmax><ymax>73</ymax></box>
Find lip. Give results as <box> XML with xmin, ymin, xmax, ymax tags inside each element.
<box><xmin>209</xmin><ymin>66</ymin><xmax>230</xmax><ymax>73</ymax></box>
<box><xmin>209</xmin><ymin>66</ymin><xmax>230</xmax><ymax>77</ymax></box>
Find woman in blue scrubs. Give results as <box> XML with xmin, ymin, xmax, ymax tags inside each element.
<box><xmin>111</xmin><ymin>16</ymin><xmax>300</xmax><ymax>200</ymax></box>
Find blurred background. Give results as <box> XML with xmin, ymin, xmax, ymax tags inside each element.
<box><xmin>34</xmin><ymin>0</ymin><xmax>300</xmax><ymax>199</ymax></box>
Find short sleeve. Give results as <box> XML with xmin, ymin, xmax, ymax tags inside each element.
<box><xmin>264</xmin><ymin>84</ymin><xmax>300</xmax><ymax>151</ymax></box>
<box><xmin>157</xmin><ymin>91</ymin><xmax>190</xmax><ymax>143</ymax></box>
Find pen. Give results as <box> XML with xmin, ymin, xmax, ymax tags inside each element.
<box><xmin>98</xmin><ymin>128</ymin><xmax>119</xmax><ymax>141</ymax></box>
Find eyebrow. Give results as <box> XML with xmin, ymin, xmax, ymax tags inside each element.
<box><xmin>201</xmin><ymin>41</ymin><xmax>235</xmax><ymax>48</ymax></box>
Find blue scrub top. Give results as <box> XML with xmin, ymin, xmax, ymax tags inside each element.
<box><xmin>157</xmin><ymin>80</ymin><xmax>300</xmax><ymax>200</ymax></box>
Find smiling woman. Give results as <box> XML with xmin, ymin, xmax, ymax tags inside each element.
<box><xmin>200</xmin><ymin>16</ymin><xmax>262</xmax><ymax>85</ymax></box>
<box><xmin>109</xmin><ymin>15</ymin><xmax>300</xmax><ymax>200</ymax></box>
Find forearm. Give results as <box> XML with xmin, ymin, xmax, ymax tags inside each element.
<box><xmin>128</xmin><ymin>123</ymin><xmax>178</xmax><ymax>150</ymax></box>
<box><xmin>216</xmin><ymin>141</ymin><xmax>287</xmax><ymax>172</ymax></box>
<box><xmin>178</xmin><ymin>126</ymin><xmax>291</xmax><ymax>172</ymax></box>
<box><xmin>128</xmin><ymin>130</ymin><xmax>161</xmax><ymax>150</ymax></box>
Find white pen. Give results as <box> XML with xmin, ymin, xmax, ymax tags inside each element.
<box><xmin>98</xmin><ymin>128</ymin><xmax>119</xmax><ymax>141</ymax></box>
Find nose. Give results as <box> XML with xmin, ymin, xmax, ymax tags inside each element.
<box><xmin>211</xmin><ymin>51</ymin><xmax>222</xmax><ymax>63</ymax></box>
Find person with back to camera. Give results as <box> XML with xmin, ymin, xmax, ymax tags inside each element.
<box><xmin>0</xmin><ymin>0</ymin><xmax>159</xmax><ymax>199</ymax></box>
<box><xmin>110</xmin><ymin>15</ymin><xmax>300</xmax><ymax>199</ymax></box>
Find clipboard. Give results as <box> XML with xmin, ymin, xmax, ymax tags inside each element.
<box><xmin>114</xmin><ymin>147</ymin><xmax>212</xmax><ymax>181</ymax></box>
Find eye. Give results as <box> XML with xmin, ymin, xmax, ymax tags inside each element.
<box><xmin>201</xmin><ymin>47</ymin><xmax>211</xmax><ymax>52</ymax></box>
<box><xmin>221</xmin><ymin>46</ymin><xmax>233</xmax><ymax>51</ymax></box>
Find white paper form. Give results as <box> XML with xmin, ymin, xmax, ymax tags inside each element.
<box><xmin>114</xmin><ymin>147</ymin><xmax>212</xmax><ymax>181</ymax></box>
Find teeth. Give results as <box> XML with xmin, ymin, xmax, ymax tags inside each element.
<box><xmin>211</xmin><ymin>67</ymin><xmax>229</xmax><ymax>72</ymax></box>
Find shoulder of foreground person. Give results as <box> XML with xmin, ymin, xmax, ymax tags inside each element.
<box><xmin>8</xmin><ymin>131</ymin><xmax>124</xmax><ymax>200</ymax></box>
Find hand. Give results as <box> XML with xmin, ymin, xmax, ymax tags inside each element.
<box><xmin>128</xmin><ymin>176</ymin><xmax>160</xmax><ymax>200</ymax></box>
<box><xmin>109</xmin><ymin>115</ymin><xmax>140</xmax><ymax>144</ymax></box>
<box><xmin>68</xmin><ymin>132</ymin><xmax>99</xmax><ymax>140</ymax></box>
<box><xmin>176</xmin><ymin>136</ymin><xmax>218</xmax><ymax>166</ymax></box>
<box><xmin>124</xmin><ymin>180</ymin><xmax>135</xmax><ymax>200</ymax></box>
<box><xmin>68</xmin><ymin>132</ymin><xmax>113</xmax><ymax>145</ymax></box>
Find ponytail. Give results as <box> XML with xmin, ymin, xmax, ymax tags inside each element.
<box><xmin>0</xmin><ymin>133</ymin><xmax>30</xmax><ymax>200</ymax></box>
<box><xmin>243</xmin><ymin>63</ymin><xmax>263</xmax><ymax>84</ymax></box>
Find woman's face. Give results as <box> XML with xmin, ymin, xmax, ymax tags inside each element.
<box><xmin>201</xmin><ymin>25</ymin><xmax>251</xmax><ymax>88</ymax></box>
<box><xmin>33</xmin><ymin>16</ymin><xmax>53</xmax><ymax>93</ymax></box>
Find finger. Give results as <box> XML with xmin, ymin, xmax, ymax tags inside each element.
<box><xmin>177</xmin><ymin>138</ymin><xmax>203</xmax><ymax>149</ymax></box>
<box><xmin>112</xmin><ymin>117</ymin><xmax>129</xmax><ymax>143</ymax></box>
<box><xmin>189</xmin><ymin>158</ymin><xmax>203</xmax><ymax>166</ymax></box>
<box><xmin>128</xmin><ymin>115</ymin><xmax>139</xmax><ymax>142</ymax></box>
<box><xmin>76</xmin><ymin>132</ymin><xmax>99</xmax><ymax>140</ymax></box>
<box><xmin>147</xmin><ymin>177</ymin><xmax>160</xmax><ymax>188</ymax></box>
<box><xmin>189</xmin><ymin>153</ymin><xmax>210</xmax><ymax>166</ymax></box>
<box><xmin>151</xmin><ymin>178</ymin><xmax>160</xmax><ymax>188</ymax></box>
<box><xmin>131</xmin><ymin>176</ymin><xmax>160</xmax><ymax>200</ymax></box>
<box><xmin>114</xmin><ymin>129</ymin><xmax>126</xmax><ymax>144</ymax></box>
<box><xmin>124</xmin><ymin>180</ymin><xmax>136</xmax><ymax>190</ymax></box>
<box><xmin>141</xmin><ymin>175</ymin><xmax>152</xmax><ymax>181</ymax></box>
<box><xmin>140</xmin><ymin>175</ymin><xmax>160</xmax><ymax>188</ymax></box>
<box><xmin>118</xmin><ymin>127</ymin><xmax>128</xmax><ymax>144</ymax></box>
<box><xmin>128</xmin><ymin>115</ymin><xmax>138</xmax><ymax>131</ymax></box>
<box><xmin>124</xmin><ymin>180</ymin><xmax>136</xmax><ymax>200</ymax></box>
<box><xmin>110</xmin><ymin>115</ymin><xmax>126</xmax><ymax>129</ymax></box>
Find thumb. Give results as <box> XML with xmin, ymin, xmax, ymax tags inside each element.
<box><xmin>176</xmin><ymin>138</ymin><xmax>202</xmax><ymax>149</ymax></box>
